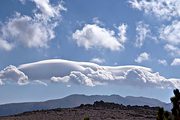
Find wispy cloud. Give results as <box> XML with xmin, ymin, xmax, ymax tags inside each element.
<box><xmin>158</xmin><ymin>59</ymin><xmax>168</xmax><ymax>66</ymax></box>
<box><xmin>135</xmin><ymin>21</ymin><xmax>151</xmax><ymax>48</ymax></box>
<box><xmin>90</xmin><ymin>58</ymin><xmax>105</xmax><ymax>64</ymax></box>
<box><xmin>171</xmin><ymin>58</ymin><xmax>180</xmax><ymax>66</ymax></box>
<box><xmin>129</xmin><ymin>0</ymin><xmax>180</xmax><ymax>58</ymax></box>
<box><xmin>0</xmin><ymin>38</ymin><xmax>13</xmax><ymax>51</ymax></box>
<box><xmin>135</xmin><ymin>52</ymin><xmax>150</xmax><ymax>63</ymax></box>
<box><xmin>164</xmin><ymin>44</ymin><xmax>180</xmax><ymax>57</ymax></box>
<box><xmin>160</xmin><ymin>21</ymin><xmax>180</xmax><ymax>45</ymax></box>
<box><xmin>129</xmin><ymin>0</ymin><xmax>180</xmax><ymax>21</ymax></box>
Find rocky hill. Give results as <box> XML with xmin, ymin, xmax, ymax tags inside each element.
<box><xmin>0</xmin><ymin>101</ymin><xmax>159</xmax><ymax>120</ymax></box>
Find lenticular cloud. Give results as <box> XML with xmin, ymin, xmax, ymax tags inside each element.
<box><xmin>0</xmin><ymin>59</ymin><xmax>179</xmax><ymax>89</ymax></box>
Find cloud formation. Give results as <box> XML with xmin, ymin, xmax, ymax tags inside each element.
<box><xmin>0</xmin><ymin>65</ymin><xmax>28</xmax><ymax>85</ymax></box>
<box><xmin>129</xmin><ymin>0</ymin><xmax>180</xmax><ymax>58</ymax></box>
<box><xmin>1</xmin><ymin>13</ymin><xmax>55</xmax><ymax>48</ymax></box>
<box><xmin>129</xmin><ymin>0</ymin><xmax>180</xmax><ymax>20</ymax></box>
<box><xmin>72</xmin><ymin>24</ymin><xmax>127</xmax><ymax>51</ymax></box>
<box><xmin>0</xmin><ymin>59</ymin><xmax>179</xmax><ymax>89</ymax></box>
<box><xmin>33</xmin><ymin>0</ymin><xmax>65</xmax><ymax>17</ymax></box>
<box><xmin>158</xmin><ymin>59</ymin><xmax>168</xmax><ymax>66</ymax></box>
<box><xmin>51</xmin><ymin>71</ymin><xmax>96</xmax><ymax>87</ymax></box>
<box><xmin>160</xmin><ymin>21</ymin><xmax>180</xmax><ymax>46</ymax></box>
<box><xmin>118</xmin><ymin>24</ymin><xmax>127</xmax><ymax>44</ymax></box>
<box><xmin>160</xmin><ymin>21</ymin><xmax>180</xmax><ymax>57</ymax></box>
<box><xmin>135</xmin><ymin>21</ymin><xmax>150</xmax><ymax>48</ymax></box>
<box><xmin>19</xmin><ymin>0</ymin><xmax>66</xmax><ymax>18</ymax></box>
<box><xmin>90</xmin><ymin>58</ymin><xmax>105</xmax><ymax>64</ymax></box>
<box><xmin>0</xmin><ymin>38</ymin><xmax>13</xmax><ymax>51</ymax></box>
<box><xmin>164</xmin><ymin>44</ymin><xmax>180</xmax><ymax>57</ymax></box>
<box><xmin>135</xmin><ymin>52</ymin><xmax>150</xmax><ymax>63</ymax></box>
<box><xmin>0</xmin><ymin>0</ymin><xmax>66</xmax><ymax>51</ymax></box>
<box><xmin>171</xmin><ymin>58</ymin><xmax>180</xmax><ymax>66</ymax></box>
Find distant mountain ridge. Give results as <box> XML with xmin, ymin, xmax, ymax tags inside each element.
<box><xmin>0</xmin><ymin>94</ymin><xmax>171</xmax><ymax>116</ymax></box>
<box><xmin>0</xmin><ymin>101</ymin><xmax>160</xmax><ymax>120</ymax></box>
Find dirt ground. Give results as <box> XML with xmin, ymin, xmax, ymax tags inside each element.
<box><xmin>0</xmin><ymin>106</ymin><xmax>157</xmax><ymax>120</ymax></box>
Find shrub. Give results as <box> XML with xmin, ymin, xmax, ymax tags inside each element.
<box><xmin>156</xmin><ymin>89</ymin><xmax>180</xmax><ymax>120</ymax></box>
<box><xmin>84</xmin><ymin>117</ymin><xmax>90</xmax><ymax>120</ymax></box>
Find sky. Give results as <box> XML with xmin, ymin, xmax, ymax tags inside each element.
<box><xmin>0</xmin><ymin>0</ymin><xmax>180</xmax><ymax>104</ymax></box>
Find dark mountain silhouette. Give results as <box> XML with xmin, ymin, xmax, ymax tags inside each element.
<box><xmin>0</xmin><ymin>101</ymin><xmax>160</xmax><ymax>120</ymax></box>
<box><xmin>0</xmin><ymin>94</ymin><xmax>171</xmax><ymax>116</ymax></box>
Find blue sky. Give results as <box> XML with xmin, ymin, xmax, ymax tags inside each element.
<box><xmin>0</xmin><ymin>0</ymin><xmax>180</xmax><ymax>104</ymax></box>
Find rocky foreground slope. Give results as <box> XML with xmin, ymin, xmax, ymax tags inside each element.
<box><xmin>0</xmin><ymin>101</ymin><xmax>159</xmax><ymax>120</ymax></box>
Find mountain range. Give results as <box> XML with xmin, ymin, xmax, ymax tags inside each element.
<box><xmin>0</xmin><ymin>94</ymin><xmax>171</xmax><ymax>116</ymax></box>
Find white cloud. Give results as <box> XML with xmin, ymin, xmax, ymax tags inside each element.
<box><xmin>117</xmin><ymin>68</ymin><xmax>173</xmax><ymax>88</ymax></box>
<box><xmin>90</xmin><ymin>58</ymin><xmax>105</xmax><ymax>64</ymax></box>
<box><xmin>69</xmin><ymin>71</ymin><xmax>95</xmax><ymax>87</ymax></box>
<box><xmin>164</xmin><ymin>44</ymin><xmax>180</xmax><ymax>57</ymax></box>
<box><xmin>51</xmin><ymin>72</ymin><xmax>96</xmax><ymax>87</ymax></box>
<box><xmin>1</xmin><ymin>13</ymin><xmax>55</xmax><ymax>48</ymax></box>
<box><xmin>169</xmin><ymin>78</ymin><xmax>180</xmax><ymax>88</ymax></box>
<box><xmin>171</xmin><ymin>58</ymin><xmax>180</xmax><ymax>66</ymax></box>
<box><xmin>118</xmin><ymin>24</ymin><xmax>127</xmax><ymax>44</ymax></box>
<box><xmin>135</xmin><ymin>52</ymin><xmax>150</xmax><ymax>63</ymax></box>
<box><xmin>19</xmin><ymin>0</ymin><xmax>26</xmax><ymax>4</ymax></box>
<box><xmin>160</xmin><ymin>20</ymin><xmax>180</xmax><ymax>46</ymax></box>
<box><xmin>0</xmin><ymin>65</ymin><xmax>28</xmax><ymax>85</ymax></box>
<box><xmin>0</xmin><ymin>59</ymin><xmax>175</xmax><ymax>89</ymax></box>
<box><xmin>135</xmin><ymin>21</ymin><xmax>150</xmax><ymax>48</ymax></box>
<box><xmin>33</xmin><ymin>80</ymin><xmax>48</xmax><ymax>86</ymax></box>
<box><xmin>34</xmin><ymin>0</ymin><xmax>58</xmax><ymax>17</ymax></box>
<box><xmin>19</xmin><ymin>0</ymin><xmax>66</xmax><ymax>18</ymax></box>
<box><xmin>1</xmin><ymin>59</ymin><xmax>179</xmax><ymax>88</ymax></box>
<box><xmin>0</xmin><ymin>1</ymin><xmax>66</xmax><ymax>51</ymax></box>
<box><xmin>92</xmin><ymin>17</ymin><xmax>104</xmax><ymax>25</ymax></box>
<box><xmin>129</xmin><ymin>0</ymin><xmax>180</xmax><ymax>20</ymax></box>
<box><xmin>72</xmin><ymin>24</ymin><xmax>127</xmax><ymax>51</ymax></box>
<box><xmin>0</xmin><ymin>79</ymin><xmax>3</xmax><ymax>86</ymax></box>
<box><xmin>0</xmin><ymin>38</ymin><xmax>13</xmax><ymax>51</ymax></box>
<box><xmin>129</xmin><ymin>0</ymin><xmax>180</xmax><ymax>56</ymax></box>
<box><xmin>51</xmin><ymin>76</ymin><xmax>70</xmax><ymax>83</ymax></box>
<box><xmin>158</xmin><ymin>59</ymin><xmax>168</xmax><ymax>66</ymax></box>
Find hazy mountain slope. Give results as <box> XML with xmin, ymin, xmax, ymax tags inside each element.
<box><xmin>0</xmin><ymin>94</ymin><xmax>171</xmax><ymax>116</ymax></box>
<box><xmin>0</xmin><ymin>101</ymin><xmax>159</xmax><ymax>120</ymax></box>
